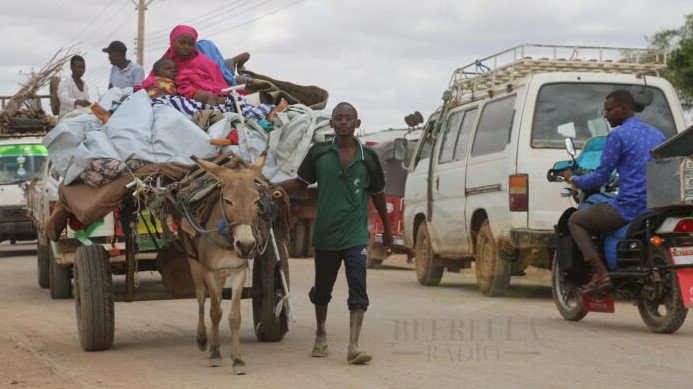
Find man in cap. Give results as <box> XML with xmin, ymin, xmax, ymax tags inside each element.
<box><xmin>103</xmin><ymin>40</ymin><xmax>145</xmax><ymax>89</ymax></box>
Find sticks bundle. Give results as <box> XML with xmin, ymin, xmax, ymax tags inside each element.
<box><xmin>0</xmin><ymin>47</ymin><xmax>80</xmax><ymax>119</ymax></box>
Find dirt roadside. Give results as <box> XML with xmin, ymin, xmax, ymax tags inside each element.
<box><xmin>1</xmin><ymin>242</ymin><xmax>692</xmax><ymax>389</ymax></box>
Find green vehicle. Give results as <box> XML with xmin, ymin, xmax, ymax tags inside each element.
<box><xmin>0</xmin><ymin>136</ymin><xmax>47</xmax><ymax>244</ymax></box>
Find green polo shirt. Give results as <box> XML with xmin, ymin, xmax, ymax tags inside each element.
<box><xmin>297</xmin><ymin>139</ymin><xmax>385</xmax><ymax>250</ymax></box>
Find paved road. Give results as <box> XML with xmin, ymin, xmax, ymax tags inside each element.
<box><xmin>1</xmin><ymin>240</ymin><xmax>692</xmax><ymax>389</ymax></box>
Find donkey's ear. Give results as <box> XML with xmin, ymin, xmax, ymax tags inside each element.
<box><xmin>250</xmin><ymin>152</ymin><xmax>267</xmax><ymax>174</ymax></box>
<box><xmin>191</xmin><ymin>155</ymin><xmax>226</xmax><ymax>177</ymax></box>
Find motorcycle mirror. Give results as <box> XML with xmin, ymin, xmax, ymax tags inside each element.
<box><xmin>564</xmin><ymin>137</ymin><xmax>576</xmax><ymax>157</ymax></box>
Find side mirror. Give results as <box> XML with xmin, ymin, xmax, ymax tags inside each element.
<box><xmin>393</xmin><ymin>138</ymin><xmax>408</xmax><ymax>161</ymax></box>
<box><xmin>564</xmin><ymin>137</ymin><xmax>576</xmax><ymax>157</ymax></box>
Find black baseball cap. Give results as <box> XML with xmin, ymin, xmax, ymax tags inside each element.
<box><xmin>102</xmin><ymin>40</ymin><xmax>127</xmax><ymax>53</ymax></box>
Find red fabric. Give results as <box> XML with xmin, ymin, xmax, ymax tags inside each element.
<box><xmin>182</xmin><ymin>89</ymin><xmax>197</xmax><ymax>100</ymax></box>
<box><xmin>135</xmin><ymin>73</ymin><xmax>157</xmax><ymax>93</ymax></box>
<box><xmin>226</xmin><ymin>128</ymin><xmax>239</xmax><ymax>145</ymax></box>
<box><xmin>143</xmin><ymin>25</ymin><xmax>229</xmax><ymax>97</ymax></box>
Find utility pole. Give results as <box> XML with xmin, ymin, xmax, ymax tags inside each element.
<box><xmin>131</xmin><ymin>0</ymin><xmax>154</xmax><ymax>66</ymax></box>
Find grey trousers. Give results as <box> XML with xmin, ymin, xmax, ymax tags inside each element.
<box><xmin>567</xmin><ymin>203</ymin><xmax>627</xmax><ymax>262</ymax></box>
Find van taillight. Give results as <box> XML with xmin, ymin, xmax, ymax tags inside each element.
<box><xmin>674</xmin><ymin>219</ymin><xmax>693</xmax><ymax>233</ymax></box>
<box><xmin>509</xmin><ymin>174</ymin><xmax>528</xmax><ymax>212</ymax></box>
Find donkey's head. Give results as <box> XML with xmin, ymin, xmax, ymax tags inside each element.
<box><xmin>193</xmin><ymin>154</ymin><xmax>267</xmax><ymax>258</ymax></box>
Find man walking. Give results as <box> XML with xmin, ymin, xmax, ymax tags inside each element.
<box><xmin>279</xmin><ymin>102</ymin><xmax>393</xmax><ymax>364</ymax></box>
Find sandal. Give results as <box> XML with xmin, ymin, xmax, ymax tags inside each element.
<box><xmin>581</xmin><ymin>273</ymin><xmax>612</xmax><ymax>294</ymax></box>
<box><xmin>311</xmin><ymin>342</ymin><xmax>328</xmax><ymax>357</ymax></box>
<box><xmin>347</xmin><ymin>350</ymin><xmax>372</xmax><ymax>365</ymax></box>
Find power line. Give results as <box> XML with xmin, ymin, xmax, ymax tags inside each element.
<box><xmin>145</xmin><ymin>0</ymin><xmax>262</xmax><ymax>49</ymax></box>
<box><xmin>146</xmin><ymin>0</ymin><xmax>287</xmax><ymax>53</ymax></box>
<box><xmin>84</xmin><ymin>64</ymin><xmax>112</xmax><ymax>88</ymax></box>
<box><xmin>78</xmin><ymin>1</ymin><xmax>132</xmax><ymax>49</ymax></box>
<box><xmin>205</xmin><ymin>0</ymin><xmax>305</xmax><ymax>39</ymax></box>
<box><xmin>67</xmin><ymin>0</ymin><xmax>121</xmax><ymax>44</ymax></box>
<box><xmin>96</xmin><ymin>10</ymin><xmax>137</xmax><ymax>50</ymax></box>
<box><xmin>146</xmin><ymin>0</ymin><xmax>252</xmax><ymax>39</ymax></box>
<box><xmin>195</xmin><ymin>0</ymin><xmax>272</xmax><ymax>36</ymax></box>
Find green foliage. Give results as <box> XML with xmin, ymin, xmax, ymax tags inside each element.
<box><xmin>647</xmin><ymin>13</ymin><xmax>693</xmax><ymax>104</ymax></box>
<box><xmin>667</xmin><ymin>38</ymin><xmax>693</xmax><ymax>98</ymax></box>
<box><xmin>647</xmin><ymin>13</ymin><xmax>693</xmax><ymax>49</ymax></box>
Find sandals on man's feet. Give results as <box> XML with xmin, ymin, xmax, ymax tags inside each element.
<box><xmin>581</xmin><ymin>274</ymin><xmax>612</xmax><ymax>294</ymax></box>
<box><xmin>347</xmin><ymin>350</ymin><xmax>372</xmax><ymax>365</ymax></box>
<box><xmin>311</xmin><ymin>342</ymin><xmax>328</xmax><ymax>357</ymax></box>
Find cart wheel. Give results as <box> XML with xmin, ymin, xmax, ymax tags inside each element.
<box><xmin>49</xmin><ymin>246</ymin><xmax>72</xmax><ymax>299</ymax></box>
<box><xmin>252</xmin><ymin>240</ymin><xmax>289</xmax><ymax>342</ymax></box>
<box><xmin>74</xmin><ymin>245</ymin><xmax>114</xmax><ymax>351</ymax></box>
<box><xmin>37</xmin><ymin>239</ymin><xmax>50</xmax><ymax>289</ymax></box>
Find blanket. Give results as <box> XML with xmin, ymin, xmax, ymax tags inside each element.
<box><xmin>46</xmin><ymin>163</ymin><xmax>190</xmax><ymax>240</ymax></box>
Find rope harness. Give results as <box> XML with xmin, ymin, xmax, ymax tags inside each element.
<box><xmin>171</xmin><ymin>175</ymin><xmax>279</xmax><ymax>260</ymax></box>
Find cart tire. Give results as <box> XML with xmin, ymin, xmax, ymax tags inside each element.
<box><xmin>37</xmin><ymin>240</ymin><xmax>50</xmax><ymax>289</ymax></box>
<box><xmin>49</xmin><ymin>247</ymin><xmax>72</xmax><ymax>299</ymax></box>
<box><xmin>74</xmin><ymin>245</ymin><xmax>114</xmax><ymax>351</ymax></box>
<box><xmin>474</xmin><ymin>220</ymin><xmax>511</xmax><ymax>296</ymax></box>
<box><xmin>289</xmin><ymin>220</ymin><xmax>307</xmax><ymax>258</ymax></box>
<box><xmin>253</xmin><ymin>240</ymin><xmax>289</xmax><ymax>342</ymax></box>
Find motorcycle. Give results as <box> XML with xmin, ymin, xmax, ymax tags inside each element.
<box><xmin>547</xmin><ymin>136</ymin><xmax>693</xmax><ymax>334</ymax></box>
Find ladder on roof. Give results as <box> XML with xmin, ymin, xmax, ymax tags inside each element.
<box><xmin>447</xmin><ymin>44</ymin><xmax>669</xmax><ymax>105</ymax></box>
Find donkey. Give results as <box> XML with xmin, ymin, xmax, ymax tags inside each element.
<box><xmin>177</xmin><ymin>153</ymin><xmax>269</xmax><ymax>374</ymax></box>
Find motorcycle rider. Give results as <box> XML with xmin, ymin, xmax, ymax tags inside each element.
<box><xmin>560</xmin><ymin>90</ymin><xmax>666</xmax><ymax>293</ymax></box>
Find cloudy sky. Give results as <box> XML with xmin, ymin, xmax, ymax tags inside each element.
<box><xmin>1</xmin><ymin>0</ymin><xmax>691</xmax><ymax>131</ymax></box>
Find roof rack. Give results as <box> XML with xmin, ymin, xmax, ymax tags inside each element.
<box><xmin>447</xmin><ymin>44</ymin><xmax>668</xmax><ymax>105</ymax></box>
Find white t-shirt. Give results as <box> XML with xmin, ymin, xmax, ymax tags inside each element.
<box><xmin>57</xmin><ymin>76</ymin><xmax>90</xmax><ymax>117</ymax></box>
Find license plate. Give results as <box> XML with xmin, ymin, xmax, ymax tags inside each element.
<box><xmin>670</xmin><ymin>247</ymin><xmax>693</xmax><ymax>265</ymax></box>
<box><xmin>581</xmin><ymin>294</ymin><xmax>615</xmax><ymax>313</ymax></box>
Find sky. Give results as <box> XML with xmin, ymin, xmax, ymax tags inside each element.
<box><xmin>0</xmin><ymin>0</ymin><xmax>691</xmax><ymax>132</ymax></box>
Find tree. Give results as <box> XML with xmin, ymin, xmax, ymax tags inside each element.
<box><xmin>667</xmin><ymin>39</ymin><xmax>693</xmax><ymax>100</ymax></box>
<box><xmin>647</xmin><ymin>13</ymin><xmax>693</xmax><ymax>106</ymax></box>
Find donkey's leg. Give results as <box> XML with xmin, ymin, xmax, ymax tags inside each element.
<box><xmin>188</xmin><ymin>260</ymin><xmax>208</xmax><ymax>351</ymax></box>
<box><xmin>206</xmin><ymin>271</ymin><xmax>224</xmax><ymax>367</ymax></box>
<box><xmin>229</xmin><ymin>268</ymin><xmax>248</xmax><ymax>375</ymax></box>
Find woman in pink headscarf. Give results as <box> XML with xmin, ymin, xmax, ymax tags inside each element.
<box><xmin>137</xmin><ymin>24</ymin><xmax>288</xmax><ymax>120</ymax></box>
<box><xmin>142</xmin><ymin>25</ymin><xmax>229</xmax><ymax>104</ymax></box>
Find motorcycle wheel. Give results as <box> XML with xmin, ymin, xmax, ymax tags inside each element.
<box><xmin>637</xmin><ymin>247</ymin><xmax>688</xmax><ymax>334</ymax></box>
<box><xmin>551</xmin><ymin>254</ymin><xmax>587</xmax><ymax>321</ymax></box>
